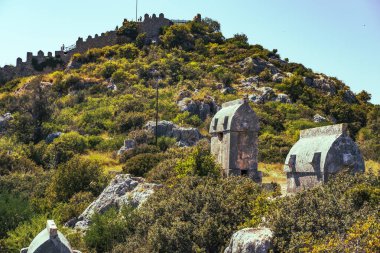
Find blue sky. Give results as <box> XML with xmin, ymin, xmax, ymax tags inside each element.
<box><xmin>0</xmin><ymin>0</ymin><xmax>379</xmax><ymax>104</ymax></box>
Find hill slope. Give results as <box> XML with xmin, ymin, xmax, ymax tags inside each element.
<box><xmin>0</xmin><ymin>18</ymin><xmax>379</xmax><ymax>253</ymax></box>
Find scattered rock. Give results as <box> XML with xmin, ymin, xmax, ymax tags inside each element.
<box><xmin>45</xmin><ymin>132</ymin><xmax>62</xmax><ymax>144</ymax></box>
<box><xmin>177</xmin><ymin>97</ymin><xmax>219</xmax><ymax>121</ymax></box>
<box><xmin>241</xmin><ymin>76</ymin><xmax>259</xmax><ymax>88</ymax></box>
<box><xmin>313</xmin><ymin>114</ymin><xmax>327</xmax><ymax>123</ymax></box>
<box><xmin>249</xmin><ymin>87</ymin><xmax>276</xmax><ymax>104</ymax></box>
<box><xmin>224</xmin><ymin>227</ymin><xmax>273</xmax><ymax>253</ymax></box>
<box><xmin>145</xmin><ymin>120</ymin><xmax>202</xmax><ymax>146</ymax></box>
<box><xmin>107</xmin><ymin>83</ymin><xmax>117</xmax><ymax>91</ymax></box>
<box><xmin>342</xmin><ymin>90</ymin><xmax>358</xmax><ymax>103</ymax></box>
<box><xmin>306</xmin><ymin>76</ymin><xmax>337</xmax><ymax>95</ymax></box>
<box><xmin>0</xmin><ymin>113</ymin><xmax>12</xmax><ymax>132</ymax></box>
<box><xmin>272</xmin><ymin>73</ymin><xmax>284</xmax><ymax>83</ymax></box>
<box><xmin>221</xmin><ymin>87</ymin><xmax>236</xmax><ymax>94</ymax></box>
<box><xmin>275</xmin><ymin>93</ymin><xmax>291</xmax><ymax>103</ymax></box>
<box><xmin>239</xmin><ymin>57</ymin><xmax>280</xmax><ymax>75</ymax></box>
<box><xmin>117</xmin><ymin>139</ymin><xmax>136</xmax><ymax>156</ymax></box>
<box><xmin>71</xmin><ymin>174</ymin><xmax>161</xmax><ymax>230</ymax></box>
<box><xmin>176</xmin><ymin>90</ymin><xmax>192</xmax><ymax>102</ymax></box>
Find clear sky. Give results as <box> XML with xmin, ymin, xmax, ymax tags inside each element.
<box><xmin>0</xmin><ymin>0</ymin><xmax>379</xmax><ymax>104</ymax></box>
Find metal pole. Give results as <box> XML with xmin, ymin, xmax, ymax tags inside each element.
<box><xmin>155</xmin><ymin>79</ymin><xmax>159</xmax><ymax>146</ymax></box>
<box><xmin>136</xmin><ymin>0</ymin><xmax>138</xmax><ymax>22</ymax></box>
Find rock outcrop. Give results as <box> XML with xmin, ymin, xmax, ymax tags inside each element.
<box><xmin>70</xmin><ymin>174</ymin><xmax>161</xmax><ymax>230</ymax></box>
<box><xmin>224</xmin><ymin>227</ymin><xmax>273</xmax><ymax>253</ymax></box>
<box><xmin>249</xmin><ymin>87</ymin><xmax>291</xmax><ymax>104</ymax></box>
<box><xmin>145</xmin><ymin>120</ymin><xmax>203</xmax><ymax>146</ymax></box>
<box><xmin>117</xmin><ymin>139</ymin><xmax>136</xmax><ymax>156</ymax></box>
<box><xmin>239</xmin><ymin>57</ymin><xmax>280</xmax><ymax>75</ymax></box>
<box><xmin>313</xmin><ymin>114</ymin><xmax>327</xmax><ymax>123</ymax></box>
<box><xmin>303</xmin><ymin>75</ymin><xmax>337</xmax><ymax>95</ymax></box>
<box><xmin>177</xmin><ymin>97</ymin><xmax>219</xmax><ymax>121</ymax></box>
<box><xmin>45</xmin><ymin>132</ymin><xmax>62</xmax><ymax>144</ymax></box>
<box><xmin>0</xmin><ymin>113</ymin><xmax>12</xmax><ymax>132</ymax></box>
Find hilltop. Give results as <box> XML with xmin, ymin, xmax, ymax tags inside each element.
<box><xmin>0</xmin><ymin>15</ymin><xmax>379</xmax><ymax>253</ymax></box>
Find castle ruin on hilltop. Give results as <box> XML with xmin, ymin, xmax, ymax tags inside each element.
<box><xmin>0</xmin><ymin>13</ymin><xmax>201</xmax><ymax>84</ymax></box>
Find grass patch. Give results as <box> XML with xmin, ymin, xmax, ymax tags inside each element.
<box><xmin>82</xmin><ymin>151</ymin><xmax>122</xmax><ymax>174</ymax></box>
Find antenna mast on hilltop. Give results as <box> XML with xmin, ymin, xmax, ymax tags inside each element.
<box><xmin>136</xmin><ymin>0</ymin><xmax>138</xmax><ymax>21</ymax></box>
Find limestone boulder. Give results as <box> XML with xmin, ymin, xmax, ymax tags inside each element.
<box><xmin>342</xmin><ymin>90</ymin><xmax>358</xmax><ymax>103</ymax></box>
<box><xmin>313</xmin><ymin>114</ymin><xmax>327</xmax><ymax>123</ymax></box>
<box><xmin>177</xmin><ymin>97</ymin><xmax>219</xmax><ymax>121</ymax></box>
<box><xmin>71</xmin><ymin>174</ymin><xmax>161</xmax><ymax>230</ymax></box>
<box><xmin>145</xmin><ymin>120</ymin><xmax>202</xmax><ymax>146</ymax></box>
<box><xmin>0</xmin><ymin>113</ymin><xmax>12</xmax><ymax>132</ymax></box>
<box><xmin>275</xmin><ymin>93</ymin><xmax>291</xmax><ymax>103</ymax></box>
<box><xmin>241</xmin><ymin>76</ymin><xmax>259</xmax><ymax>88</ymax></box>
<box><xmin>239</xmin><ymin>57</ymin><xmax>280</xmax><ymax>75</ymax></box>
<box><xmin>45</xmin><ymin>132</ymin><xmax>62</xmax><ymax>144</ymax></box>
<box><xmin>305</xmin><ymin>75</ymin><xmax>337</xmax><ymax>95</ymax></box>
<box><xmin>272</xmin><ymin>73</ymin><xmax>284</xmax><ymax>83</ymax></box>
<box><xmin>117</xmin><ymin>139</ymin><xmax>136</xmax><ymax>156</ymax></box>
<box><xmin>249</xmin><ymin>87</ymin><xmax>276</xmax><ymax>104</ymax></box>
<box><xmin>224</xmin><ymin>227</ymin><xmax>273</xmax><ymax>253</ymax></box>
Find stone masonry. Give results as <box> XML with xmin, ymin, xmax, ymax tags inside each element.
<box><xmin>209</xmin><ymin>97</ymin><xmax>262</xmax><ymax>182</ymax></box>
<box><xmin>284</xmin><ymin>123</ymin><xmax>365</xmax><ymax>193</ymax></box>
<box><xmin>0</xmin><ymin>13</ymin><xmax>179</xmax><ymax>84</ymax></box>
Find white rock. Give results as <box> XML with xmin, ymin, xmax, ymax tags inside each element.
<box><xmin>224</xmin><ymin>227</ymin><xmax>273</xmax><ymax>253</ymax></box>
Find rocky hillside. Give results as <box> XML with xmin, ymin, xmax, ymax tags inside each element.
<box><xmin>0</xmin><ymin>18</ymin><xmax>379</xmax><ymax>253</ymax></box>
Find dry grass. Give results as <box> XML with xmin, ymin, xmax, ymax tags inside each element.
<box><xmin>259</xmin><ymin>163</ymin><xmax>287</xmax><ymax>194</ymax></box>
<box><xmin>82</xmin><ymin>151</ymin><xmax>123</xmax><ymax>174</ymax></box>
<box><xmin>365</xmin><ymin>160</ymin><xmax>380</xmax><ymax>175</ymax></box>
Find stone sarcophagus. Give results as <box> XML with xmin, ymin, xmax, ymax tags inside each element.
<box><xmin>209</xmin><ymin>98</ymin><xmax>262</xmax><ymax>182</ymax></box>
<box><xmin>284</xmin><ymin>124</ymin><xmax>365</xmax><ymax>193</ymax></box>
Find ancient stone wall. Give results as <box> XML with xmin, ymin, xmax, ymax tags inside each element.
<box><xmin>0</xmin><ymin>13</ymin><xmax>177</xmax><ymax>84</ymax></box>
<box><xmin>138</xmin><ymin>13</ymin><xmax>172</xmax><ymax>40</ymax></box>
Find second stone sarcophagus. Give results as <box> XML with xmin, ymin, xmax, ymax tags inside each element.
<box><xmin>284</xmin><ymin>123</ymin><xmax>365</xmax><ymax>192</ymax></box>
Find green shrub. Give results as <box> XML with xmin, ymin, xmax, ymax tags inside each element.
<box><xmin>118</xmin><ymin>44</ymin><xmax>139</xmax><ymax>59</ymax></box>
<box><xmin>85</xmin><ymin>207</ymin><xmax>137</xmax><ymax>253</ymax></box>
<box><xmin>1</xmin><ymin>215</ymin><xmax>47</xmax><ymax>252</ymax></box>
<box><xmin>175</xmin><ymin>140</ymin><xmax>220</xmax><ymax>178</ymax></box>
<box><xmin>0</xmin><ymin>193</ymin><xmax>33</xmax><ymax>239</ymax></box>
<box><xmin>119</xmin><ymin>144</ymin><xmax>160</xmax><ymax>163</ymax></box>
<box><xmin>49</xmin><ymin>156</ymin><xmax>107</xmax><ymax>202</ymax></box>
<box><xmin>122</xmin><ymin>153</ymin><xmax>164</xmax><ymax>177</ymax></box>
<box><xmin>268</xmin><ymin>172</ymin><xmax>380</xmax><ymax>252</ymax></box>
<box><xmin>173</xmin><ymin>111</ymin><xmax>202</xmax><ymax>127</ymax></box>
<box><xmin>100</xmin><ymin>62</ymin><xmax>118</xmax><ymax>79</ymax></box>
<box><xmin>157</xmin><ymin>136</ymin><xmax>176</xmax><ymax>151</ymax></box>
<box><xmin>114</xmin><ymin>111</ymin><xmax>146</xmax><ymax>133</ymax></box>
<box><xmin>44</xmin><ymin>132</ymin><xmax>88</xmax><ymax>168</ymax></box>
<box><xmin>124</xmin><ymin>176</ymin><xmax>263</xmax><ymax>253</ymax></box>
<box><xmin>52</xmin><ymin>191</ymin><xmax>94</xmax><ymax>224</ymax></box>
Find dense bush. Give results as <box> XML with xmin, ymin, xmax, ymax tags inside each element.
<box><xmin>49</xmin><ymin>156</ymin><xmax>107</xmax><ymax>202</ymax></box>
<box><xmin>44</xmin><ymin>132</ymin><xmax>88</xmax><ymax>168</ymax></box>
<box><xmin>123</xmin><ymin>176</ymin><xmax>263</xmax><ymax>252</ymax></box>
<box><xmin>0</xmin><ymin>193</ymin><xmax>33</xmax><ymax>239</ymax></box>
<box><xmin>268</xmin><ymin>172</ymin><xmax>380</xmax><ymax>252</ymax></box>
<box><xmin>84</xmin><ymin>207</ymin><xmax>137</xmax><ymax>253</ymax></box>
<box><xmin>122</xmin><ymin>153</ymin><xmax>164</xmax><ymax>177</ymax></box>
<box><xmin>175</xmin><ymin>140</ymin><xmax>220</xmax><ymax>178</ymax></box>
